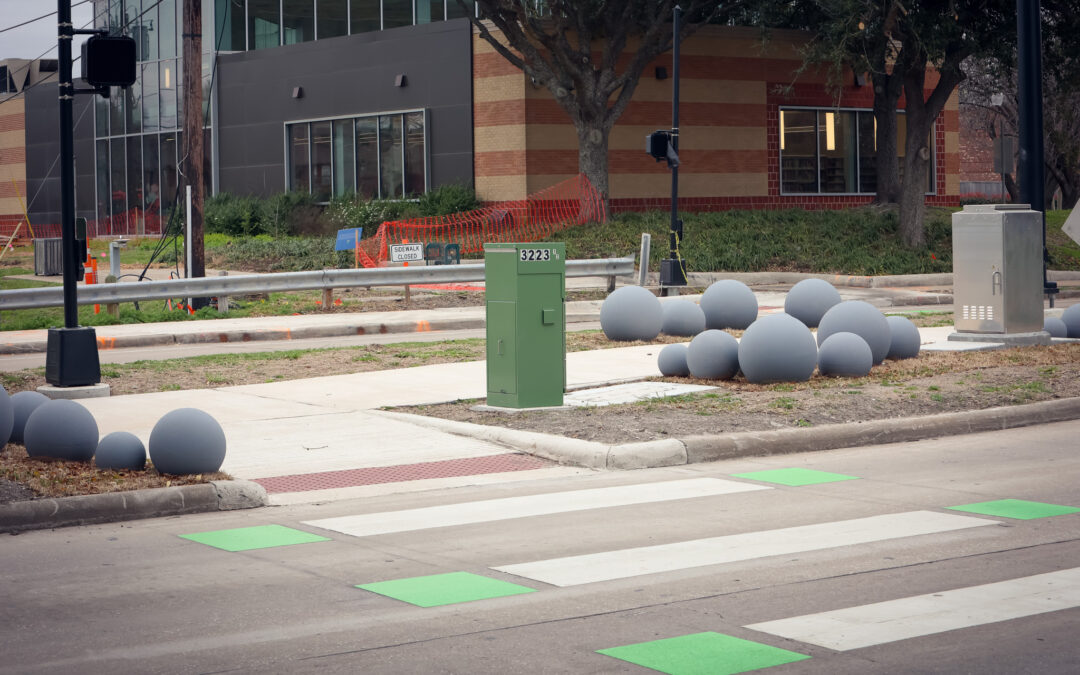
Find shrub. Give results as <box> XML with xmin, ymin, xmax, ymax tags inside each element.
<box><xmin>204</xmin><ymin>193</ymin><xmax>262</xmax><ymax>236</ymax></box>
<box><xmin>417</xmin><ymin>183</ymin><xmax>480</xmax><ymax>216</ymax></box>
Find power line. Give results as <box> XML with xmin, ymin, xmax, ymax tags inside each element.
<box><xmin>0</xmin><ymin>0</ymin><xmax>92</xmax><ymax>35</ymax></box>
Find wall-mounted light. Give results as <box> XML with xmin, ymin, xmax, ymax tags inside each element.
<box><xmin>779</xmin><ymin>110</ymin><xmax>785</xmax><ymax>151</ymax></box>
<box><xmin>825</xmin><ymin>111</ymin><xmax>836</xmax><ymax>151</ymax></box>
<box><xmin>292</xmin><ymin>86</ymin><xmax>303</xmax><ymax>98</ymax></box>
<box><xmin>655</xmin><ymin>66</ymin><xmax>667</xmax><ymax>80</ymax></box>
<box><xmin>873</xmin><ymin>116</ymin><xmax>877</xmax><ymax>151</ymax></box>
<box><xmin>163</xmin><ymin>65</ymin><xmax>171</xmax><ymax>89</ymax></box>
<box><xmin>394</xmin><ymin>74</ymin><xmax>407</xmax><ymax>87</ymax></box>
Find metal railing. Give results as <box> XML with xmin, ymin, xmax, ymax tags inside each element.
<box><xmin>0</xmin><ymin>258</ymin><xmax>634</xmax><ymax>311</ymax></box>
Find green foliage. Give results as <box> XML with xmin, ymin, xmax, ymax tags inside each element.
<box><xmin>416</xmin><ymin>183</ymin><xmax>481</xmax><ymax>216</ymax></box>
<box><xmin>324</xmin><ymin>195</ymin><xmax>415</xmax><ymax>231</ymax></box>
<box><xmin>203</xmin><ymin>191</ymin><xmax>330</xmax><ymax>237</ymax></box>
<box><xmin>204</xmin><ymin>193</ymin><xmax>264</xmax><ymax>236</ymax></box>
<box><xmin>212</xmin><ymin>236</ymin><xmax>338</xmax><ymax>272</ymax></box>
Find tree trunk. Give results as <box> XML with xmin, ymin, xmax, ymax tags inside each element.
<box><xmin>576</xmin><ymin>122</ymin><xmax>611</xmax><ymax>212</ymax></box>
<box><xmin>1004</xmin><ymin>173</ymin><xmax>1021</xmax><ymax>202</ymax></box>
<box><xmin>872</xmin><ymin>72</ymin><xmax>903</xmax><ymax>203</ymax></box>
<box><xmin>898</xmin><ymin>70</ymin><xmax>935</xmax><ymax>248</ymax></box>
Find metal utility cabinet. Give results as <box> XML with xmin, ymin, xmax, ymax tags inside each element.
<box><xmin>952</xmin><ymin>204</ymin><xmax>1043</xmax><ymax>334</ymax></box>
<box><xmin>484</xmin><ymin>242</ymin><xmax>566</xmax><ymax>408</ymax></box>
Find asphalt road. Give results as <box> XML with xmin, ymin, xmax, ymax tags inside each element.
<box><xmin>2</xmin><ymin>420</ymin><xmax>1078</xmax><ymax>674</ymax></box>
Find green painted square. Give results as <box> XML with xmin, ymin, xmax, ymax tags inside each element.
<box><xmin>947</xmin><ymin>499</ymin><xmax>1080</xmax><ymax>520</ymax></box>
<box><xmin>598</xmin><ymin>632</ymin><xmax>810</xmax><ymax>675</ymax></box>
<box><xmin>732</xmin><ymin>468</ymin><xmax>860</xmax><ymax>487</ymax></box>
<box><xmin>356</xmin><ymin>572</ymin><xmax>536</xmax><ymax>607</ymax></box>
<box><xmin>179</xmin><ymin>525</ymin><xmax>331</xmax><ymax>551</ymax></box>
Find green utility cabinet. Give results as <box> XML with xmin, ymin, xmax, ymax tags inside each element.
<box><xmin>485</xmin><ymin>242</ymin><xmax>566</xmax><ymax>408</ymax></box>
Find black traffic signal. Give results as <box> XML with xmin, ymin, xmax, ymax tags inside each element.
<box><xmin>646</xmin><ymin>130</ymin><xmax>679</xmax><ymax>168</ymax></box>
<box><xmin>81</xmin><ymin>35</ymin><xmax>137</xmax><ymax>88</ymax></box>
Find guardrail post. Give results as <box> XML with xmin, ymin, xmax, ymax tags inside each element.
<box><xmin>216</xmin><ymin>271</ymin><xmax>229</xmax><ymax>313</ymax></box>
<box><xmin>322</xmin><ymin>288</ymin><xmax>333</xmax><ymax>310</ymax></box>
<box><xmin>638</xmin><ymin>233</ymin><xmax>651</xmax><ymax>286</ymax></box>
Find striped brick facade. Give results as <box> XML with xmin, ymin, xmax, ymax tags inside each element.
<box><xmin>472</xmin><ymin>25</ymin><xmax>960</xmax><ymax>212</ymax></box>
<box><xmin>0</xmin><ymin>97</ymin><xmax>27</xmax><ymax>232</ymax></box>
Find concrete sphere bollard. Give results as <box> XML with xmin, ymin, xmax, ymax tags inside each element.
<box><xmin>784</xmin><ymin>278</ymin><xmax>842</xmax><ymax>328</ymax></box>
<box><xmin>10</xmin><ymin>390</ymin><xmax>50</xmax><ymax>445</ymax></box>
<box><xmin>1044</xmin><ymin>316</ymin><xmax>1068</xmax><ymax>338</ymax></box>
<box><xmin>1061</xmin><ymin>304</ymin><xmax>1080</xmax><ymax>338</ymax></box>
<box><xmin>738</xmin><ymin>313</ymin><xmax>818</xmax><ymax>383</ymax></box>
<box><xmin>0</xmin><ymin>386</ymin><xmax>12</xmax><ymax>448</ymax></box>
<box><xmin>657</xmin><ymin>343</ymin><xmax>691</xmax><ymax>377</ymax></box>
<box><xmin>700</xmin><ymin>279</ymin><xmax>758</xmax><ymax>330</ymax></box>
<box><xmin>95</xmin><ymin>431</ymin><xmax>147</xmax><ymax>470</ymax></box>
<box><xmin>817</xmin><ymin>300</ymin><xmax>891</xmax><ymax>364</ymax></box>
<box><xmin>23</xmin><ymin>399</ymin><xmax>99</xmax><ymax>462</ymax></box>
<box><xmin>818</xmin><ymin>332</ymin><xmax>873</xmax><ymax>377</ymax></box>
<box><xmin>661</xmin><ymin>300</ymin><xmax>706</xmax><ymax>337</ymax></box>
<box><xmin>148</xmin><ymin>408</ymin><xmax>227</xmax><ymax>475</ymax></box>
<box><xmin>886</xmin><ymin>315</ymin><xmax>922</xmax><ymax>360</ymax></box>
<box><xmin>600</xmin><ymin>286</ymin><xmax>663</xmax><ymax>341</ymax></box>
<box><xmin>686</xmin><ymin>329</ymin><xmax>740</xmax><ymax>380</ymax></box>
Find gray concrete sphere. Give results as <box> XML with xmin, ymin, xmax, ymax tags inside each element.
<box><xmin>10</xmin><ymin>390</ymin><xmax>49</xmax><ymax>445</ymax></box>
<box><xmin>817</xmin><ymin>300</ymin><xmax>891</xmax><ymax>364</ymax></box>
<box><xmin>1044</xmin><ymin>316</ymin><xmax>1068</xmax><ymax>338</ymax></box>
<box><xmin>149</xmin><ymin>408</ymin><xmax>227</xmax><ymax>475</ymax></box>
<box><xmin>738</xmin><ymin>313</ymin><xmax>818</xmax><ymax>383</ymax></box>
<box><xmin>700</xmin><ymin>279</ymin><xmax>758</xmax><ymax>330</ymax></box>
<box><xmin>886</xmin><ymin>315</ymin><xmax>922</xmax><ymax>360</ymax></box>
<box><xmin>600</xmin><ymin>286</ymin><xmax>663</xmax><ymax>341</ymax></box>
<box><xmin>0</xmin><ymin>386</ymin><xmax>12</xmax><ymax>448</ymax></box>
<box><xmin>657</xmin><ymin>343</ymin><xmax>691</xmax><ymax>377</ymax></box>
<box><xmin>1062</xmin><ymin>304</ymin><xmax>1080</xmax><ymax>338</ymax></box>
<box><xmin>23</xmin><ymin>399</ymin><xmax>99</xmax><ymax>462</ymax></box>
<box><xmin>818</xmin><ymin>332</ymin><xmax>873</xmax><ymax>377</ymax></box>
<box><xmin>686</xmin><ymin>330</ymin><xmax>740</xmax><ymax>380</ymax></box>
<box><xmin>661</xmin><ymin>300</ymin><xmax>706</xmax><ymax>337</ymax></box>
<box><xmin>784</xmin><ymin>278</ymin><xmax>842</xmax><ymax>328</ymax></box>
<box><xmin>95</xmin><ymin>431</ymin><xmax>147</xmax><ymax>470</ymax></box>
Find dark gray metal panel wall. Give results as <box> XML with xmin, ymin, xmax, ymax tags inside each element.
<box><xmin>216</xmin><ymin>19</ymin><xmax>473</xmax><ymax>197</ymax></box>
<box><xmin>24</xmin><ymin>84</ymin><xmax>95</xmax><ymax>226</ymax></box>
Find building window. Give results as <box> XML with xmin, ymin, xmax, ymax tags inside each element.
<box><xmin>287</xmin><ymin>110</ymin><xmax>427</xmax><ymax>200</ymax></box>
<box><xmin>779</xmin><ymin>107</ymin><xmax>934</xmax><ymax>195</ymax></box>
<box><xmin>249</xmin><ymin>0</ymin><xmax>281</xmax><ymax>48</ymax></box>
<box><xmin>317</xmin><ymin>0</ymin><xmax>349</xmax><ymax>38</ymax></box>
<box><xmin>283</xmin><ymin>0</ymin><xmax>316</xmax><ymax>44</ymax></box>
<box><xmin>350</xmin><ymin>0</ymin><xmax>380</xmax><ymax>33</ymax></box>
<box><xmin>382</xmin><ymin>0</ymin><xmax>413</xmax><ymax>29</ymax></box>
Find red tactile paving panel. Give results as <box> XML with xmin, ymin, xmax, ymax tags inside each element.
<box><xmin>254</xmin><ymin>453</ymin><xmax>551</xmax><ymax>494</ymax></box>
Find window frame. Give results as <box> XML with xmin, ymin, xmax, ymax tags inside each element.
<box><xmin>779</xmin><ymin>105</ymin><xmax>936</xmax><ymax>197</ymax></box>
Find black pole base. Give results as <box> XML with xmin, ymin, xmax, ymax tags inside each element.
<box><xmin>660</xmin><ymin>258</ymin><xmax>687</xmax><ymax>287</ymax></box>
<box><xmin>45</xmin><ymin>327</ymin><xmax>101</xmax><ymax>387</ymax></box>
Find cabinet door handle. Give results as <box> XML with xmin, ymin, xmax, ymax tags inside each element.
<box><xmin>991</xmin><ymin>271</ymin><xmax>1002</xmax><ymax>296</ymax></box>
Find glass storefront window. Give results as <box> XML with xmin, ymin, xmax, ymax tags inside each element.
<box><xmin>160</xmin><ymin>60</ymin><xmax>177</xmax><ymax>129</ymax></box>
<box><xmin>160</xmin><ymin>133</ymin><xmax>179</xmax><ymax>213</ymax></box>
<box><xmin>126</xmin><ymin>74</ymin><xmax>142</xmax><ymax>134</ymax></box>
<box><xmin>215</xmin><ymin>0</ymin><xmax>248</xmax><ymax>51</ymax></box>
<box><xmin>289</xmin><ymin>124</ymin><xmax>311</xmax><ymax>193</ymax></box>
<box><xmin>312</xmin><ymin>121</ymin><xmax>332</xmax><ymax>201</ymax></box>
<box><xmin>383</xmin><ymin>0</ymin><xmax>413</xmax><ymax>29</ymax></box>
<box><xmin>379</xmin><ymin>114</ymin><xmax>403</xmax><ymax>198</ymax></box>
<box><xmin>284</xmin><ymin>0</ymin><xmax>316</xmax><ymax>44</ymax></box>
<box><xmin>317</xmin><ymin>0</ymin><xmax>349</xmax><ymax>39</ymax></box>
<box><xmin>351</xmin><ymin>0</ymin><xmax>380</xmax><ymax>32</ymax></box>
<box><xmin>142</xmin><ymin>63</ymin><xmax>159</xmax><ymax>132</ymax></box>
<box><xmin>355</xmin><ymin>116</ymin><xmax>379</xmax><ymax>197</ymax></box>
<box><xmin>95</xmin><ymin>95</ymin><xmax>109</xmax><ymax>137</ymax></box>
<box><xmin>110</xmin><ymin>137</ymin><xmax>126</xmax><ymax>218</ymax></box>
<box><xmin>96</xmin><ymin>139</ymin><xmax>110</xmax><ymax>222</ymax></box>
<box><xmin>779</xmin><ymin>109</ymin><xmax>816</xmax><ymax>193</ymax></box>
<box><xmin>417</xmin><ymin>0</ymin><xmax>445</xmax><ymax>24</ymax></box>
<box><xmin>250</xmin><ymin>0</ymin><xmax>281</xmax><ymax>48</ymax></box>
<box><xmin>446</xmin><ymin>0</ymin><xmax>475</xmax><ymax>19</ymax></box>
<box><xmin>857</xmin><ymin>111</ymin><xmax>876</xmax><ymax>193</ymax></box>
<box><xmin>817</xmin><ymin>110</ymin><xmax>856</xmax><ymax>193</ymax></box>
<box><xmin>109</xmin><ymin>87</ymin><xmax>124</xmax><ymax>137</ymax></box>
<box><xmin>404</xmin><ymin>111</ymin><xmax>425</xmax><ymax>195</ymax></box>
<box><xmin>143</xmin><ymin>135</ymin><xmax>160</xmax><ymax>213</ymax></box>
<box><xmin>126</xmin><ymin>135</ymin><xmax>143</xmax><ymax>232</ymax></box>
<box><xmin>159</xmin><ymin>0</ymin><xmax>177</xmax><ymax>57</ymax></box>
<box><xmin>333</xmin><ymin>119</ymin><xmax>355</xmax><ymax>195</ymax></box>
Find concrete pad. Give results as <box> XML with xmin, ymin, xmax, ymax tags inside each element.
<box><xmin>564</xmin><ymin>382</ymin><xmax>716</xmax><ymax>407</ymax></box>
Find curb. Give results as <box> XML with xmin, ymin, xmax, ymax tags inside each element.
<box><xmin>0</xmin><ymin>479</ymin><xmax>268</xmax><ymax>534</ymax></box>
<box><xmin>379</xmin><ymin>397</ymin><xmax>1080</xmax><ymax>470</ymax></box>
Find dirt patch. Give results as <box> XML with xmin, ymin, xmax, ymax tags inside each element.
<box><xmin>401</xmin><ymin>345</ymin><xmax>1080</xmax><ymax>444</ymax></box>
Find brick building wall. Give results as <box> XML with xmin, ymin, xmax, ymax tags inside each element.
<box><xmin>472</xmin><ymin>24</ymin><xmax>960</xmax><ymax>211</ymax></box>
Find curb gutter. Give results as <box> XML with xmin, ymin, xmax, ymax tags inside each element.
<box><xmin>0</xmin><ymin>479</ymin><xmax>268</xmax><ymax>534</ymax></box>
<box><xmin>380</xmin><ymin>397</ymin><xmax>1080</xmax><ymax>470</ymax></box>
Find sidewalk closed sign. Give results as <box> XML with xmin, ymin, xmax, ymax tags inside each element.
<box><xmin>390</xmin><ymin>243</ymin><xmax>424</xmax><ymax>262</ymax></box>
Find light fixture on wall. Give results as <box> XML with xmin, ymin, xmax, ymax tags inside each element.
<box><xmin>655</xmin><ymin>66</ymin><xmax>668</xmax><ymax>80</ymax></box>
<box><xmin>825</xmin><ymin>111</ymin><xmax>836</xmax><ymax>151</ymax></box>
<box><xmin>779</xmin><ymin>110</ymin><xmax>785</xmax><ymax>151</ymax></box>
<box><xmin>163</xmin><ymin>65</ymin><xmax>171</xmax><ymax>89</ymax></box>
<box><xmin>395</xmin><ymin>74</ymin><xmax>407</xmax><ymax>87</ymax></box>
<box><xmin>292</xmin><ymin>86</ymin><xmax>303</xmax><ymax>98</ymax></box>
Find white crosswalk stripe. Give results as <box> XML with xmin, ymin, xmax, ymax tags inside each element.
<box><xmin>746</xmin><ymin>566</ymin><xmax>1080</xmax><ymax>651</ymax></box>
<box><xmin>492</xmin><ymin>510</ymin><xmax>997</xmax><ymax>587</ymax></box>
<box><xmin>303</xmin><ymin>477</ymin><xmax>769</xmax><ymax>538</ymax></box>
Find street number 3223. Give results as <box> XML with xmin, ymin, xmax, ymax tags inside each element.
<box><xmin>519</xmin><ymin>248</ymin><xmax>553</xmax><ymax>261</ymax></box>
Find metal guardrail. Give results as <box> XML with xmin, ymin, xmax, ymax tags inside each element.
<box><xmin>0</xmin><ymin>258</ymin><xmax>634</xmax><ymax>311</ymax></box>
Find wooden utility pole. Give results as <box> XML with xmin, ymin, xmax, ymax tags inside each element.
<box><xmin>182</xmin><ymin>0</ymin><xmax>206</xmax><ymax>296</ymax></box>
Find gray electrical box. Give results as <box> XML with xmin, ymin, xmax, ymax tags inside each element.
<box><xmin>33</xmin><ymin>238</ymin><xmax>63</xmax><ymax>276</ymax></box>
<box><xmin>952</xmin><ymin>204</ymin><xmax>1043</xmax><ymax>334</ymax></box>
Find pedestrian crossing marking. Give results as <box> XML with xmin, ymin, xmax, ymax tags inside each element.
<box><xmin>746</xmin><ymin>566</ymin><xmax>1080</xmax><ymax>651</ymax></box>
<box><xmin>356</xmin><ymin>571</ymin><xmax>536</xmax><ymax>607</ymax></box>
<box><xmin>178</xmin><ymin>525</ymin><xmax>331</xmax><ymax>552</ymax></box>
<box><xmin>597</xmin><ymin>632</ymin><xmax>810</xmax><ymax>675</ymax></box>
<box><xmin>947</xmin><ymin>498</ymin><xmax>1080</xmax><ymax>520</ymax></box>
<box><xmin>303</xmin><ymin>478</ymin><xmax>770</xmax><ymax>538</ymax></box>
<box><xmin>493</xmin><ymin>511</ymin><xmax>997</xmax><ymax>587</ymax></box>
<box><xmin>732</xmin><ymin>468</ymin><xmax>860</xmax><ymax>486</ymax></box>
